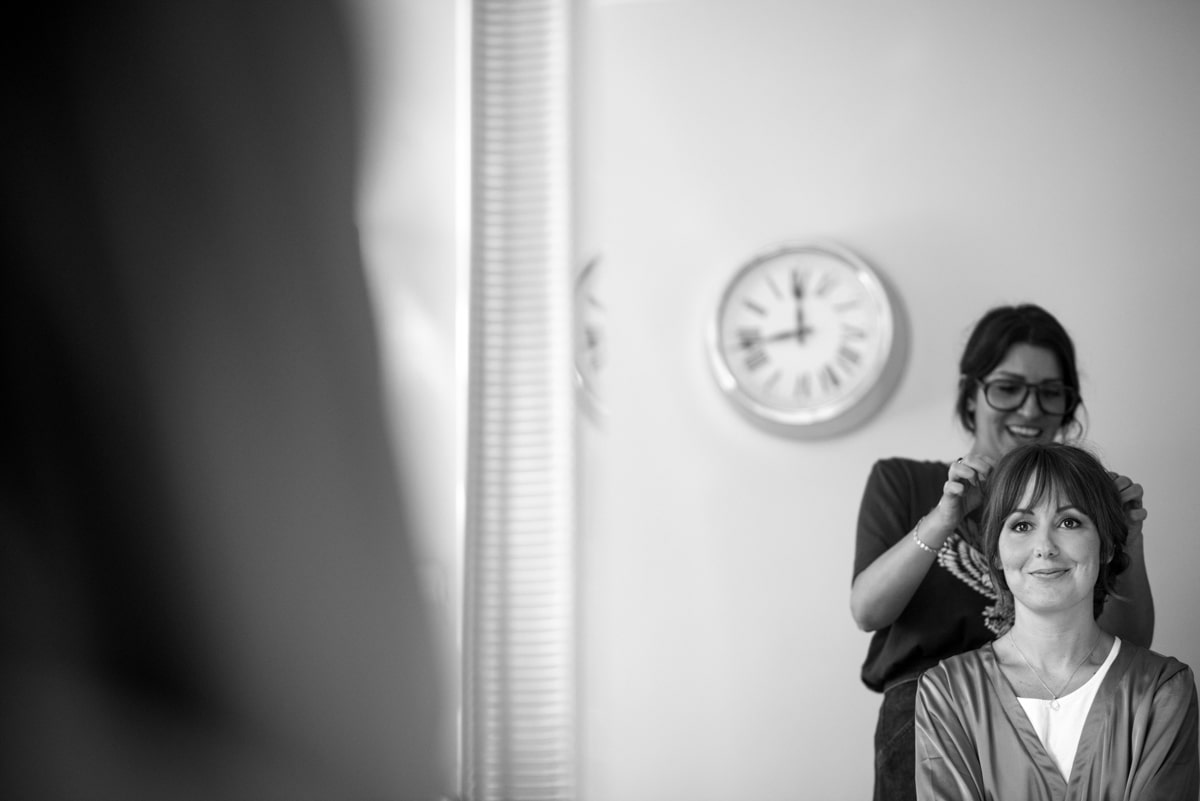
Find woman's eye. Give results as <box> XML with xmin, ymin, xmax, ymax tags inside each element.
<box><xmin>1009</xmin><ymin>520</ymin><xmax>1032</xmax><ymax>533</ymax></box>
<box><xmin>1060</xmin><ymin>517</ymin><xmax>1081</xmax><ymax>529</ymax></box>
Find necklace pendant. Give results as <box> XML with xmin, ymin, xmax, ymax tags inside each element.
<box><xmin>1049</xmin><ymin>698</ymin><xmax>1061</xmax><ymax>711</ymax></box>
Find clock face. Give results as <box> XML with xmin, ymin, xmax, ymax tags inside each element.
<box><xmin>709</xmin><ymin>242</ymin><xmax>901</xmax><ymax>436</ymax></box>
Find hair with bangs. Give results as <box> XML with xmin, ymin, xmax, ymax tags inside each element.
<box><xmin>982</xmin><ymin>442</ymin><xmax>1130</xmax><ymax>620</ymax></box>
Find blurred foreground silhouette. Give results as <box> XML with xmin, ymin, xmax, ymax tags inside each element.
<box><xmin>2</xmin><ymin>2</ymin><xmax>444</xmax><ymax>798</ymax></box>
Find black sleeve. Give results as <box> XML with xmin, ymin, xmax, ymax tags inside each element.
<box><xmin>853</xmin><ymin>458</ymin><xmax>934</xmax><ymax>580</ymax></box>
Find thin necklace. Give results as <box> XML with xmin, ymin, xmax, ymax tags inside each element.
<box><xmin>1008</xmin><ymin>631</ymin><xmax>1101</xmax><ymax>711</ymax></box>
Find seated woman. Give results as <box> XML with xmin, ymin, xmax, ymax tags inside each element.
<box><xmin>915</xmin><ymin>442</ymin><xmax>1198</xmax><ymax>800</ymax></box>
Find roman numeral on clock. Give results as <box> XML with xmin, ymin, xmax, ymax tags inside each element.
<box><xmin>837</xmin><ymin>345</ymin><xmax>861</xmax><ymax>372</ymax></box>
<box><xmin>745</xmin><ymin>346</ymin><xmax>769</xmax><ymax>371</ymax></box>
<box><xmin>794</xmin><ymin>372</ymin><xmax>812</xmax><ymax>399</ymax></box>
<box><xmin>737</xmin><ymin>327</ymin><xmax>763</xmax><ymax>349</ymax></box>
<box><xmin>842</xmin><ymin>324</ymin><xmax>867</xmax><ymax>341</ymax></box>
<box><xmin>819</xmin><ymin>364</ymin><xmax>841</xmax><ymax>394</ymax></box>
<box><xmin>815</xmin><ymin>271</ymin><xmax>837</xmax><ymax>297</ymax></box>
<box><xmin>743</xmin><ymin>299</ymin><xmax>768</xmax><ymax>316</ymax></box>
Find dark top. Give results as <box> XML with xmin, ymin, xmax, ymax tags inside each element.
<box><xmin>854</xmin><ymin>458</ymin><xmax>995</xmax><ymax>692</ymax></box>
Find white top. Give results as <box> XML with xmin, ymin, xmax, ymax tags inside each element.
<box><xmin>1017</xmin><ymin>637</ymin><xmax>1122</xmax><ymax>780</ymax></box>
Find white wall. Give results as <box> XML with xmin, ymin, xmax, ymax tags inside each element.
<box><xmin>579</xmin><ymin>3</ymin><xmax>1200</xmax><ymax>800</ymax></box>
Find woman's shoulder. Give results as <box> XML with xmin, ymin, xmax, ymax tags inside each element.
<box><xmin>1116</xmin><ymin>640</ymin><xmax>1196</xmax><ymax>686</ymax></box>
<box><xmin>919</xmin><ymin>644</ymin><xmax>994</xmax><ymax>691</ymax></box>
<box><xmin>861</xmin><ymin>458</ymin><xmax>952</xmax><ymax>511</ymax></box>
<box><xmin>871</xmin><ymin>456</ymin><xmax>951</xmax><ymax>472</ymax></box>
<box><xmin>915</xmin><ymin>647</ymin><xmax>1000</xmax><ymax>720</ymax></box>
<box><xmin>1110</xmin><ymin>641</ymin><xmax>1199</xmax><ymax>728</ymax></box>
<box><xmin>868</xmin><ymin>457</ymin><xmax>952</xmax><ymax>486</ymax></box>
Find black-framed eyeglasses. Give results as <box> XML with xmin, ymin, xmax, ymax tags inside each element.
<box><xmin>977</xmin><ymin>379</ymin><xmax>1077</xmax><ymax>415</ymax></box>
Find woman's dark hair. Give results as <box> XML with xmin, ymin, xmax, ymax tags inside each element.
<box><xmin>955</xmin><ymin>304</ymin><xmax>1082</xmax><ymax>434</ymax></box>
<box><xmin>982</xmin><ymin>442</ymin><xmax>1130</xmax><ymax>620</ymax></box>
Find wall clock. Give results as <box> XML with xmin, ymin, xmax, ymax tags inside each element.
<box><xmin>574</xmin><ymin>254</ymin><xmax>606</xmax><ymax>421</ymax></box>
<box><xmin>708</xmin><ymin>241</ymin><xmax>906</xmax><ymax>438</ymax></box>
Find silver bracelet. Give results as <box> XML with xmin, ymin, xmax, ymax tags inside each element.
<box><xmin>912</xmin><ymin>520</ymin><xmax>936</xmax><ymax>555</ymax></box>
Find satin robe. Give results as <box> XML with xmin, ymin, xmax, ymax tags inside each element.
<box><xmin>915</xmin><ymin>641</ymin><xmax>1199</xmax><ymax>800</ymax></box>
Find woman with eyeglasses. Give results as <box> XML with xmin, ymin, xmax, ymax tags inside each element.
<box><xmin>849</xmin><ymin>303</ymin><xmax>1156</xmax><ymax>801</ymax></box>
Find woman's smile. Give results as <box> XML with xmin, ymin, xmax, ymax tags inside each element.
<box><xmin>1006</xmin><ymin>423</ymin><xmax>1045</xmax><ymax>440</ymax></box>
<box><xmin>1028</xmin><ymin>566</ymin><xmax>1070</xmax><ymax>579</ymax></box>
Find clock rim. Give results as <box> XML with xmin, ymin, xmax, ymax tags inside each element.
<box><xmin>707</xmin><ymin>240</ymin><xmax>905</xmax><ymax>437</ymax></box>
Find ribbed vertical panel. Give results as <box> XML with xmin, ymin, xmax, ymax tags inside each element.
<box><xmin>461</xmin><ymin>0</ymin><xmax>576</xmax><ymax>800</ymax></box>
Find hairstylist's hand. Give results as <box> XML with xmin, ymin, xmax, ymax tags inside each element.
<box><xmin>933</xmin><ymin>454</ymin><xmax>995</xmax><ymax>527</ymax></box>
<box><xmin>1108</xmin><ymin>471</ymin><xmax>1147</xmax><ymax>542</ymax></box>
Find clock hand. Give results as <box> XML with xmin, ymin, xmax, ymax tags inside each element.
<box><xmin>795</xmin><ymin>312</ymin><xmax>815</xmax><ymax>344</ymax></box>
<box><xmin>748</xmin><ymin>326</ymin><xmax>817</xmax><ymax>345</ymax></box>
<box><xmin>791</xmin><ymin>270</ymin><xmax>814</xmax><ymax>344</ymax></box>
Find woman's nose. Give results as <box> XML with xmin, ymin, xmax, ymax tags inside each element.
<box><xmin>1032</xmin><ymin>527</ymin><xmax>1059</xmax><ymax>557</ymax></box>
<box><xmin>1017</xmin><ymin>388</ymin><xmax>1041</xmax><ymax>417</ymax></box>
